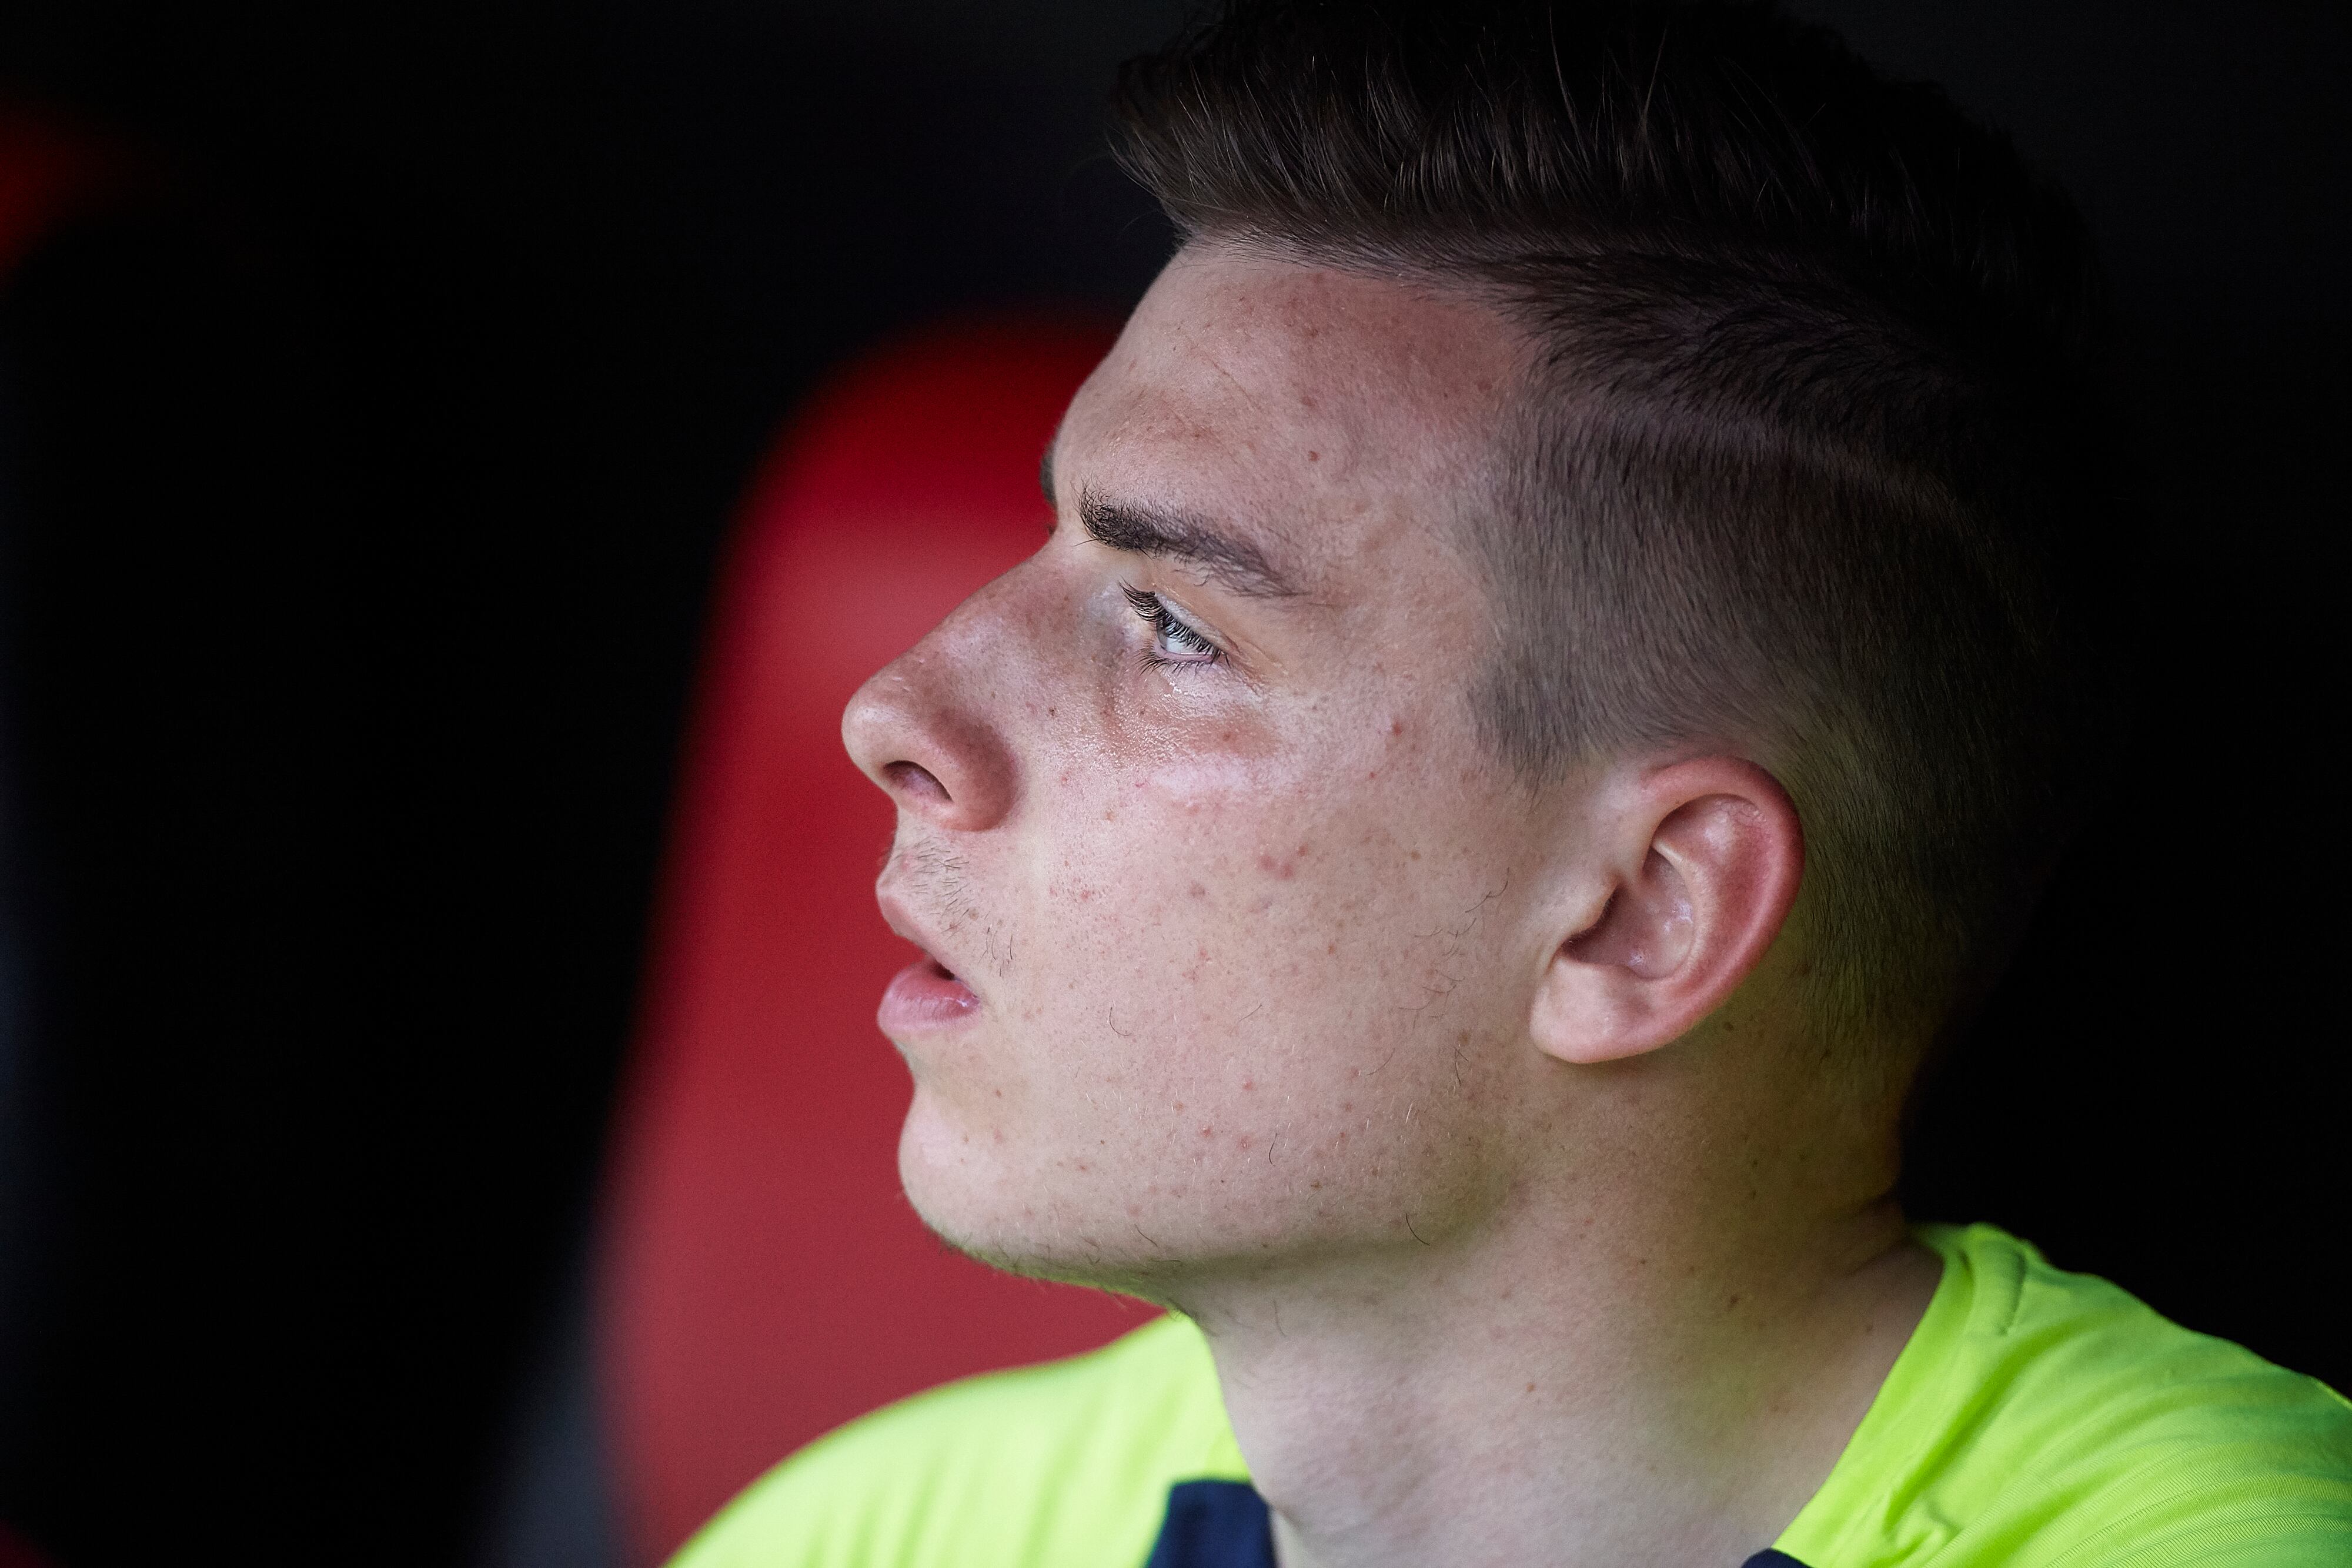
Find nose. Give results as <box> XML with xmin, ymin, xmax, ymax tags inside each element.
<box><xmin>842</xmin><ymin>626</ymin><xmax>1018</xmax><ymax>834</ymax></box>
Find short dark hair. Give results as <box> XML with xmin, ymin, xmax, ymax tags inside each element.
<box><xmin>1111</xmin><ymin>0</ymin><xmax>2119</xmax><ymax>1062</ymax></box>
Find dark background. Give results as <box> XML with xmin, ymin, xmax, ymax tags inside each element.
<box><xmin>0</xmin><ymin>2</ymin><xmax>2342</xmax><ymax>1565</ymax></box>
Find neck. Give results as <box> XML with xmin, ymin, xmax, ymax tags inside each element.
<box><xmin>1172</xmin><ymin>1135</ymin><xmax>1939</xmax><ymax>1568</ymax></box>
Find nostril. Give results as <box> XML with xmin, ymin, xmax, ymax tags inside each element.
<box><xmin>884</xmin><ymin>760</ymin><xmax>950</xmax><ymax>803</ymax></box>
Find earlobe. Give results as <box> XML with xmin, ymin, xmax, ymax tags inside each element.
<box><xmin>1529</xmin><ymin>758</ymin><xmax>1803</xmax><ymax>1066</ymax></box>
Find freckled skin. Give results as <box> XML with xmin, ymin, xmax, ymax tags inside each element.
<box><xmin>844</xmin><ymin>249</ymin><xmax>1555</xmax><ymax>1288</ymax></box>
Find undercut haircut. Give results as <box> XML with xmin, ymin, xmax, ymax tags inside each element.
<box><xmin>1111</xmin><ymin>0</ymin><xmax>2120</xmax><ymax>1061</ymax></box>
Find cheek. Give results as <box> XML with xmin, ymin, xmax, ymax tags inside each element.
<box><xmin>1022</xmin><ymin>769</ymin><xmax>1317</xmax><ymax>1063</ymax></box>
<box><xmin>1011</xmin><ymin>741</ymin><xmax>1525</xmax><ymax>1180</ymax></box>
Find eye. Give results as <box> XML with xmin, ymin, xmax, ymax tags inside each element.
<box><xmin>1121</xmin><ymin>584</ymin><xmax>1222</xmax><ymax>668</ymax></box>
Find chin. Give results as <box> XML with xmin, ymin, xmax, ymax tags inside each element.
<box><xmin>894</xmin><ymin>1102</ymin><xmax>1188</xmax><ymax>1300</ymax></box>
<box><xmin>907</xmin><ymin>1189</ymin><xmax>1184</xmax><ymax>1305</ymax></box>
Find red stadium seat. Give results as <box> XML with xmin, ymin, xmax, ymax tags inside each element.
<box><xmin>600</xmin><ymin>317</ymin><xmax>1157</xmax><ymax>1563</ymax></box>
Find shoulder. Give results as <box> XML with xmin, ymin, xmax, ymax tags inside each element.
<box><xmin>1782</xmin><ymin>1225</ymin><xmax>2352</xmax><ymax>1567</ymax></box>
<box><xmin>668</xmin><ymin>1313</ymin><xmax>1240</xmax><ymax>1568</ymax></box>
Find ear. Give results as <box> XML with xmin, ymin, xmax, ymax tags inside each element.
<box><xmin>1529</xmin><ymin>756</ymin><xmax>1804</xmax><ymax>1065</ymax></box>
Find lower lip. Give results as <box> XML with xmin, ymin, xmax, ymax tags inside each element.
<box><xmin>880</xmin><ymin>959</ymin><xmax>980</xmax><ymax>1032</ymax></box>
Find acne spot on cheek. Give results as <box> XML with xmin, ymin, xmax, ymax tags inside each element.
<box><xmin>1188</xmin><ymin>883</ymin><xmax>1207</xmax><ymax>898</ymax></box>
<box><xmin>1256</xmin><ymin>844</ymin><xmax>1310</xmax><ymax>880</ymax></box>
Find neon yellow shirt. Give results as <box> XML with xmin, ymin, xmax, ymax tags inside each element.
<box><xmin>672</xmin><ymin>1225</ymin><xmax>2352</xmax><ymax>1566</ymax></box>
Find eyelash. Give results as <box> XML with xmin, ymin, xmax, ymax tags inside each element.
<box><xmin>1121</xmin><ymin>584</ymin><xmax>1222</xmax><ymax>669</ymax></box>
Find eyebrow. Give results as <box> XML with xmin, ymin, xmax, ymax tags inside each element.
<box><xmin>1082</xmin><ymin>492</ymin><xmax>1304</xmax><ymax>600</ymax></box>
<box><xmin>1041</xmin><ymin>447</ymin><xmax>1302</xmax><ymax>600</ymax></box>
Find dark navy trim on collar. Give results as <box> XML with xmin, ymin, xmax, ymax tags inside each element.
<box><xmin>1141</xmin><ymin>1479</ymin><xmax>1810</xmax><ymax>1568</ymax></box>
<box><xmin>1143</xmin><ymin>1480</ymin><xmax>1274</xmax><ymax>1568</ymax></box>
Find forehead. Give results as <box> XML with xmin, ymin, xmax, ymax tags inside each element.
<box><xmin>1055</xmin><ymin>247</ymin><xmax>1521</xmax><ymax>584</ymax></box>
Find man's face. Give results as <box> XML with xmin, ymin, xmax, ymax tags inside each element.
<box><xmin>844</xmin><ymin>248</ymin><xmax>1579</xmax><ymax>1290</ymax></box>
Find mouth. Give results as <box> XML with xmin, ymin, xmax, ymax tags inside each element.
<box><xmin>874</xmin><ymin>889</ymin><xmax>982</xmax><ymax>1032</ymax></box>
<box><xmin>879</xmin><ymin>950</ymin><xmax>981</xmax><ymax>1032</ymax></box>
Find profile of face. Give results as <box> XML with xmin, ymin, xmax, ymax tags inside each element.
<box><xmin>842</xmin><ymin>248</ymin><xmax>1736</xmax><ymax>1294</ymax></box>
